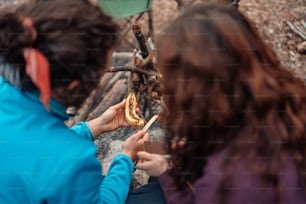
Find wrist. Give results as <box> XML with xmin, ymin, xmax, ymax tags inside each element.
<box><xmin>121</xmin><ymin>150</ymin><xmax>136</xmax><ymax>162</ymax></box>
<box><xmin>87</xmin><ymin>117</ymin><xmax>105</xmax><ymax>137</ymax></box>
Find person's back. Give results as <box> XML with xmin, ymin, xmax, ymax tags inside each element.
<box><xmin>0</xmin><ymin>75</ymin><xmax>104</xmax><ymax>203</ymax></box>
<box><xmin>0</xmin><ymin>0</ymin><xmax>150</xmax><ymax>203</ymax></box>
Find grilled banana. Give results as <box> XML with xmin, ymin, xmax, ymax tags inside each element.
<box><xmin>130</xmin><ymin>92</ymin><xmax>143</xmax><ymax>121</ymax></box>
<box><xmin>125</xmin><ymin>92</ymin><xmax>145</xmax><ymax>127</ymax></box>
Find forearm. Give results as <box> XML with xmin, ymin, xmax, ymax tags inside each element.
<box><xmin>87</xmin><ymin>117</ymin><xmax>106</xmax><ymax>138</ymax></box>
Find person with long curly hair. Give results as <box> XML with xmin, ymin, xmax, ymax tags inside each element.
<box><xmin>136</xmin><ymin>3</ymin><xmax>306</xmax><ymax>204</ymax></box>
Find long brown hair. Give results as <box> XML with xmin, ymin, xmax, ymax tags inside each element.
<box><xmin>158</xmin><ymin>3</ymin><xmax>306</xmax><ymax>202</ymax></box>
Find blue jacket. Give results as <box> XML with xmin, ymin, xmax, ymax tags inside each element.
<box><xmin>0</xmin><ymin>76</ymin><xmax>134</xmax><ymax>204</ymax></box>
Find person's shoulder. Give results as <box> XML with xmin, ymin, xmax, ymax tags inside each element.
<box><xmin>194</xmin><ymin>148</ymin><xmax>267</xmax><ymax>203</ymax></box>
<box><xmin>194</xmin><ymin>150</ymin><xmax>306</xmax><ymax>203</ymax></box>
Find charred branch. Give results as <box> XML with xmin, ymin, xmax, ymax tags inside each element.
<box><xmin>108</xmin><ymin>66</ymin><xmax>161</xmax><ymax>78</ymax></box>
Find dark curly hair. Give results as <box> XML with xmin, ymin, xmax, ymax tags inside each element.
<box><xmin>158</xmin><ymin>3</ymin><xmax>306</xmax><ymax>203</ymax></box>
<box><xmin>0</xmin><ymin>0</ymin><xmax>118</xmax><ymax>108</ymax></box>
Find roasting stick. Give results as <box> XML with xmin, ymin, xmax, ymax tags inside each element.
<box><xmin>142</xmin><ymin>115</ymin><xmax>171</xmax><ymax>159</ymax></box>
<box><xmin>142</xmin><ymin>115</ymin><xmax>159</xmax><ymax>132</ymax></box>
<box><xmin>132</xmin><ymin>115</ymin><xmax>159</xmax><ymax>171</ymax></box>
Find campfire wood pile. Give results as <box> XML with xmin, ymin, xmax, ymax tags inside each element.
<box><xmin>67</xmin><ymin>0</ymin><xmax>242</xmax><ymax>129</ymax></box>
<box><xmin>68</xmin><ymin>22</ymin><xmax>162</xmax><ymax>126</ymax></box>
<box><xmin>66</xmin><ymin>23</ymin><xmax>164</xmax><ymax>181</ymax></box>
<box><xmin>66</xmin><ymin>22</ymin><xmax>165</xmax><ymax>187</ymax></box>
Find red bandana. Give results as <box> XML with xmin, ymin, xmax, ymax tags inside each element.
<box><xmin>23</xmin><ymin>48</ymin><xmax>51</xmax><ymax>110</ymax></box>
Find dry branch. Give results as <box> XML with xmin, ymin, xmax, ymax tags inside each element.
<box><xmin>108</xmin><ymin>66</ymin><xmax>161</xmax><ymax>78</ymax></box>
<box><xmin>112</xmin><ymin>52</ymin><xmax>133</xmax><ymax>61</ymax></box>
<box><xmin>302</xmin><ymin>21</ymin><xmax>306</xmax><ymax>30</ymax></box>
<box><xmin>103</xmin><ymin>71</ymin><xmax>127</xmax><ymax>94</ymax></box>
<box><xmin>287</xmin><ymin>21</ymin><xmax>306</xmax><ymax>41</ymax></box>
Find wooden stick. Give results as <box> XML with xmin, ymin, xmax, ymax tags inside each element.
<box><xmin>142</xmin><ymin>115</ymin><xmax>159</xmax><ymax>132</ymax></box>
<box><xmin>301</xmin><ymin>20</ymin><xmax>306</xmax><ymax>30</ymax></box>
<box><xmin>108</xmin><ymin>66</ymin><xmax>161</xmax><ymax>78</ymax></box>
<box><xmin>294</xmin><ymin>23</ymin><xmax>306</xmax><ymax>36</ymax></box>
<box><xmin>287</xmin><ymin>21</ymin><xmax>306</xmax><ymax>41</ymax></box>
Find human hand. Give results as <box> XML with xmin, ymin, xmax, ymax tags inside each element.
<box><xmin>99</xmin><ymin>100</ymin><xmax>129</xmax><ymax>132</ymax></box>
<box><xmin>136</xmin><ymin>151</ymin><xmax>169</xmax><ymax>176</ymax></box>
<box><xmin>122</xmin><ymin>130</ymin><xmax>149</xmax><ymax>162</ymax></box>
<box><xmin>87</xmin><ymin>100</ymin><xmax>129</xmax><ymax>137</ymax></box>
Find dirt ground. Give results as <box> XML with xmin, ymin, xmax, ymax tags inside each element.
<box><xmin>240</xmin><ymin>0</ymin><xmax>306</xmax><ymax>79</ymax></box>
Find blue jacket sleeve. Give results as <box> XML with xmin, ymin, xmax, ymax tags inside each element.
<box><xmin>100</xmin><ymin>154</ymin><xmax>134</xmax><ymax>204</ymax></box>
<box><xmin>70</xmin><ymin>122</ymin><xmax>94</xmax><ymax>141</ymax></box>
<box><xmin>69</xmin><ymin>123</ymin><xmax>134</xmax><ymax>203</ymax></box>
<box><xmin>47</xmin><ymin>142</ymin><xmax>134</xmax><ymax>204</ymax></box>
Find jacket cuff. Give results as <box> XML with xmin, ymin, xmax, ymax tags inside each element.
<box><xmin>70</xmin><ymin>122</ymin><xmax>94</xmax><ymax>141</ymax></box>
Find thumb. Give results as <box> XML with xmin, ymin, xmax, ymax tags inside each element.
<box><xmin>137</xmin><ymin>151</ymin><xmax>153</xmax><ymax>161</ymax></box>
<box><xmin>136</xmin><ymin>159</ymin><xmax>150</xmax><ymax>170</ymax></box>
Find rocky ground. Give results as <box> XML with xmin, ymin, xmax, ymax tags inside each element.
<box><xmin>1</xmin><ymin>0</ymin><xmax>305</xmax><ymax>186</ymax></box>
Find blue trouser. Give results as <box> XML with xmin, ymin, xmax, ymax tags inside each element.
<box><xmin>126</xmin><ymin>177</ymin><xmax>166</xmax><ymax>204</ymax></box>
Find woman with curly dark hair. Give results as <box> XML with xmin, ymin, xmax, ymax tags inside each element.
<box><xmin>136</xmin><ymin>3</ymin><xmax>306</xmax><ymax>204</ymax></box>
